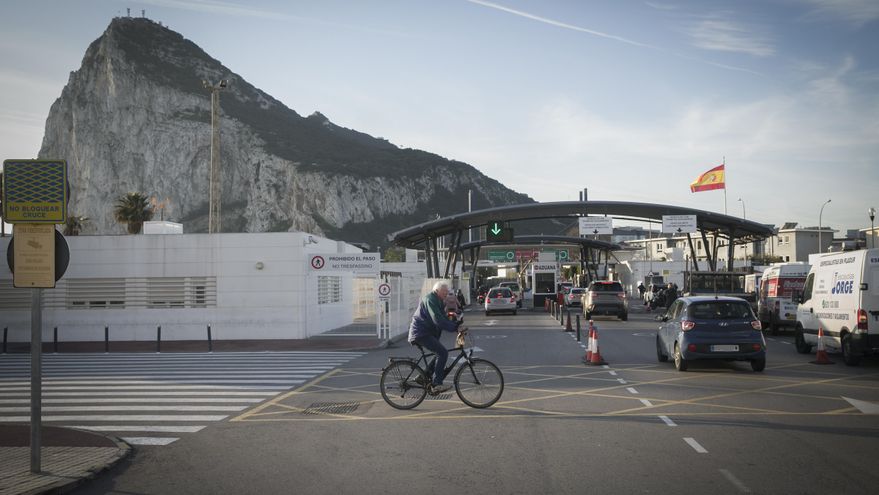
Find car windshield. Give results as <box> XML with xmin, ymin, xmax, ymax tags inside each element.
<box><xmin>687</xmin><ymin>301</ymin><xmax>753</xmax><ymax>320</ymax></box>
<box><xmin>490</xmin><ymin>289</ymin><xmax>512</xmax><ymax>298</ymax></box>
<box><xmin>591</xmin><ymin>283</ymin><xmax>622</xmax><ymax>292</ymax></box>
<box><xmin>571</xmin><ymin>289</ymin><xmax>584</xmax><ymax>294</ymax></box>
<box><xmin>501</xmin><ymin>283</ymin><xmax>520</xmax><ymax>291</ymax></box>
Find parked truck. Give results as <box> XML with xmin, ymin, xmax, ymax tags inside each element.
<box><xmin>757</xmin><ymin>262</ymin><xmax>809</xmax><ymax>334</ymax></box>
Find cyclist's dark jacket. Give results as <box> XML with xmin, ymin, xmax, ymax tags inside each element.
<box><xmin>408</xmin><ymin>291</ymin><xmax>458</xmax><ymax>342</ymax></box>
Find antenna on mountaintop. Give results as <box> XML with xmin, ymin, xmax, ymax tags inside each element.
<box><xmin>142</xmin><ymin>10</ymin><xmax>145</xmax><ymax>17</ymax></box>
<box><xmin>127</xmin><ymin>8</ymin><xmax>130</xmax><ymax>17</ymax></box>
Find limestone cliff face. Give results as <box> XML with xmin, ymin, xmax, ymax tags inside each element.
<box><xmin>39</xmin><ymin>17</ymin><xmax>533</xmax><ymax>247</ymax></box>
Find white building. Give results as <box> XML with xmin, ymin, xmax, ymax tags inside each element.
<box><xmin>0</xmin><ymin>232</ymin><xmax>421</xmax><ymax>343</ymax></box>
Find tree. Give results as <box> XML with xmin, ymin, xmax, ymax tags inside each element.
<box><xmin>63</xmin><ymin>215</ymin><xmax>89</xmax><ymax>236</ymax></box>
<box><xmin>114</xmin><ymin>192</ymin><xmax>154</xmax><ymax>234</ymax></box>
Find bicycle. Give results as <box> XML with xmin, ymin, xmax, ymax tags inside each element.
<box><xmin>380</xmin><ymin>330</ymin><xmax>504</xmax><ymax>410</ymax></box>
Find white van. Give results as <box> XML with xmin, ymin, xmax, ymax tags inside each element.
<box><xmin>795</xmin><ymin>249</ymin><xmax>879</xmax><ymax>365</ymax></box>
<box><xmin>758</xmin><ymin>262</ymin><xmax>809</xmax><ymax>333</ymax></box>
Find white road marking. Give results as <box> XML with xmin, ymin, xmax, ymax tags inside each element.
<box><xmin>659</xmin><ymin>415</ymin><xmax>677</xmax><ymax>427</ymax></box>
<box><xmin>122</xmin><ymin>437</ymin><xmax>179</xmax><ymax>446</ymax></box>
<box><xmin>640</xmin><ymin>399</ymin><xmax>653</xmax><ymax>407</ymax></box>
<box><xmin>609</xmin><ymin>370</ymin><xmax>618</xmax><ymax>376</ymax></box>
<box><xmin>842</xmin><ymin>396</ymin><xmax>879</xmax><ymax>414</ymax></box>
<box><xmin>684</xmin><ymin>437</ymin><xmax>708</xmax><ymax>453</ymax></box>
<box><xmin>626</xmin><ymin>387</ymin><xmax>639</xmax><ymax>394</ymax></box>
<box><xmin>0</xmin><ymin>405</ymin><xmax>246</xmax><ymax>412</ymax></box>
<box><xmin>0</xmin><ymin>391</ymin><xmax>281</xmax><ymax>397</ymax></box>
<box><xmin>71</xmin><ymin>425</ymin><xmax>206</xmax><ymax>433</ymax></box>
<box><xmin>0</xmin><ymin>397</ymin><xmax>265</xmax><ymax>404</ymax></box>
<box><xmin>483</xmin><ymin>320</ymin><xmax>498</xmax><ymax>326</ymax></box>
<box><xmin>601</xmin><ymin>365</ymin><xmax>610</xmax><ymax>369</ymax></box>
<box><xmin>617</xmin><ymin>378</ymin><xmax>627</xmax><ymax>384</ymax></box>
<box><xmin>719</xmin><ymin>469</ymin><xmax>751</xmax><ymax>493</ymax></box>
<box><xmin>0</xmin><ymin>415</ymin><xmax>228</xmax><ymax>422</ymax></box>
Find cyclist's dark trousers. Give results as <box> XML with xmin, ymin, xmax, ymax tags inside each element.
<box><xmin>414</xmin><ymin>334</ymin><xmax>448</xmax><ymax>386</ymax></box>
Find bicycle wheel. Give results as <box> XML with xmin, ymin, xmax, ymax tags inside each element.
<box><xmin>380</xmin><ymin>360</ymin><xmax>428</xmax><ymax>410</ymax></box>
<box><xmin>454</xmin><ymin>358</ymin><xmax>504</xmax><ymax>408</ymax></box>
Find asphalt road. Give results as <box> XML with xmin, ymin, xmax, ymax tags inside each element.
<box><xmin>72</xmin><ymin>302</ymin><xmax>879</xmax><ymax>495</ymax></box>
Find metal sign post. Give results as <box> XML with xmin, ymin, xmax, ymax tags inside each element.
<box><xmin>2</xmin><ymin>159</ymin><xmax>68</xmax><ymax>474</ymax></box>
<box><xmin>30</xmin><ymin>288</ymin><xmax>42</xmax><ymax>473</ymax></box>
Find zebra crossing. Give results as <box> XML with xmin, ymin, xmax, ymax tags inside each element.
<box><xmin>0</xmin><ymin>351</ymin><xmax>365</xmax><ymax>446</ymax></box>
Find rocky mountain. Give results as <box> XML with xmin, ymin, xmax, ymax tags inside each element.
<box><xmin>38</xmin><ymin>17</ymin><xmax>540</xmax><ymax>249</ymax></box>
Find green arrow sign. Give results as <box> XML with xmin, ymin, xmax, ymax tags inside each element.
<box><xmin>486</xmin><ymin>220</ymin><xmax>513</xmax><ymax>242</ymax></box>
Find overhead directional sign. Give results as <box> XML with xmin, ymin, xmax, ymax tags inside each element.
<box><xmin>487</xmin><ymin>250</ymin><xmax>516</xmax><ymax>262</ymax></box>
<box><xmin>662</xmin><ymin>215</ymin><xmax>698</xmax><ymax>234</ymax></box>
<box><xmin>486</xmin><ymin>220</ymin><xmax>513</xmax><ymax>242</ymax></box>
<box><xmin>579</xmin><ymin>216</ymin><xmax>612</xmax><ymax>236</ymax></box>
<box><xmin>2</xmin><ymin>159</ymin><xmax>68</xmax><ymax>224</ymax></box>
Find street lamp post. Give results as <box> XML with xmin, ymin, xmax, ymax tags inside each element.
<box><xmin>203</xmin><ymin>79</ymin><xmax>228</xmax><ymax>234</ymax></box>
<box><xmin>818</xmin><ymin>199</ymin><xmax>831</xmax><ymax>254</ymax></box>
<box><xmin>869</xmin><ymin>207</ymin><xmax>876</xmax><ymax>249</ymax></box>
<box><xmin>737</xmin><ymin>198</ymin><xmax>746</xmax><ymax>220</ymax></box>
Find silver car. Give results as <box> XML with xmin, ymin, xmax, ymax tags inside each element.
<box><xmin>485</xmin><ymin>287</ymin><xmax>517</xmax><ymax>316</ymax></box>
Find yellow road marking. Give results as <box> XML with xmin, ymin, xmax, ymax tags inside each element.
<box><xmin>231</xmin><ymin>369</ymin><xmax>341</xmax><ymax>421</ymax></box>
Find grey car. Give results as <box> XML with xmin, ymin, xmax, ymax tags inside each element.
<box><xmin>656</xmin><ymin>296</ymin><xmax>766</xmax><ymax>372</ymax></box>
<box><xmin>582</xmin><ymin>281</ymin><xmax>628</xmax><ymax>320</ymax></box>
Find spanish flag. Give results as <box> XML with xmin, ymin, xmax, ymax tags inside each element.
<box><xmin>689</xmin><ymin>164</ymin><xmax>725</xmax><ymax>192</ymax></box>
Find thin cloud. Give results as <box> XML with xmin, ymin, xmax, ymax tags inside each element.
<box><xmin>466</xmin><ymin>0</ymin><xmax>657</xmax><ymax>49</ymax></box>
<box><xmin>686</xmin><ymin>18</ymin><xmax>775</xmax><ymax>57</ymax></box>
<box><xmin>794</xmin><ymin>0</ymin><xmax>879</xmax><ymax>27</ymax></box>
<box><xmin>467</xmin><ymin>0</ymin><xmax>762</xmax><ymax>75</ymax></box>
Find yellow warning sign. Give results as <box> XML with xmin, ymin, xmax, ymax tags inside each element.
<box><xmin>13</xmin><ymin>224</ymin><xmax>56</xmax><ymax>288</ymax></box>
<box><xmin>2</xmin><ymin>159</ymin><xmax>68</xmax><ymax>223</ymax></box>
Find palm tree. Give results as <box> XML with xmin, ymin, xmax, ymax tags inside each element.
<box><xmin>114</xmin><ymin>192</ymin><xmax>154</xmax><ymax>234</ymax></box>
<box><xmin>63</xmin><ymin>215</ymin><xmax>89</xmax><ymax>236</ymax></box>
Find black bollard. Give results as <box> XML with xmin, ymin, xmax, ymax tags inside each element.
<box><xmin>104</xmin><ymin>326</ymin><xmax>109</xmax><ymax>353</ymax></box>
<box><xmin>157</xmin><ymin>325</ymin><xmax>162</xmax><ymax>353</ymax></box>
<box><xmin>2</xmin><ymin>327</ymin><xmax>7</xmax><ymax>354</ymax></box>
<box><xmin>576</xmin><ymin>315</ymin><xmax>581</xmax><ymax>342</ymax></box>
<box><xmin>53</xmin><ymin>327</ymin><xmax>58</xmax><ymax>353</ymax></box>
<box><xmin>207</xmin><ymin>324</ymin><xmax>213</xmax><ymax>353</ymax></box>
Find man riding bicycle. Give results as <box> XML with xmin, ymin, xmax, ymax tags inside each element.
<box><xmin>408</xmin><ymin>281</ymin><xmax>467</xmax><ymax>395</ymax></box>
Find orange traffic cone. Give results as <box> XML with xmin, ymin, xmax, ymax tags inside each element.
<box><xmin>582</xmin><ymin>323</ymin><xmax>594</xmax><ymax>363</ymax></box>
<box><xmin>565</xmin><ymin>311</ymin><xmax>573</xmax><ymax>332</ymax></box>
<box><xmin>586</xmin><ymin>325</ymin><xmax>608</xmax><ymax>366</ymax></box>
<box><xmin>811</xmin><ymin>327</ymin><xmax>834</xmax><ymax>365</ymax></box>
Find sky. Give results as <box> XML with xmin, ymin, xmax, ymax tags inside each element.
<box><xmin>1</xmin><ymin>0</ymin><xmax>878</xmax><ymax>235</ymax></box>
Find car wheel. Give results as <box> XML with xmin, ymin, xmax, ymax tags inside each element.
<box><xmin>751</xmin><ymin>358</ymin><xmax>766</xmax><ymax>372</ymax></box>
<box><xmin>841</xmin><ymin>333</ymin><xmax>861</xmax><ymax>366</ymax></box>
<box><xmin>794</xmin><ymin>327</ymin><xmax>812</xmax><ymax>354</ymax></box>
<box><xmin>674</xmin><ymin>343</ymin><xmax>688</xmax><ymax>371</ymax></box>
<box><xmin>656</xmin><ymin>335</ymin><xmax>668</xmax><ymax>362</ymax></box>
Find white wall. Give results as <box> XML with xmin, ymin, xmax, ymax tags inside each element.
<box><xmin>0</xmin><ymin>232</ymin><xmax>365</xmax><ymax>342</ymax></box>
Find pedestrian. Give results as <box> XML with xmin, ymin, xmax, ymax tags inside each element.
<box><xmin>637</xmin><ymin>282</ymin><xmax>646</xmax><ymax>300</ymax></box>
<box><xmin>665</xmin><ymin>282</ymin><xmax>678</xmax><ymax>309</ymax></box>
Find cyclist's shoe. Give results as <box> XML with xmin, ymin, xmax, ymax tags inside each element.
<box><xmin>428</xmin><ymin>384</ymin><xmax>451</xmax><ymax>395</ymax></box>
<box><xmin>414</xmin><ymin>374</ymin><xmax>428</xmax><ymax>387</ymax></box>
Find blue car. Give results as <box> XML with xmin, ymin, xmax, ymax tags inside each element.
<box><xmin>656</xmin><ymin>296</ymin><xmax>766</xmax><ymax>372</ymax></box>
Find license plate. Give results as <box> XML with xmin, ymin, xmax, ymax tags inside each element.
<box><xmin>711</xmin><ymin>345</ymin><xmax>739</xmax><ymax>352</ymax></box>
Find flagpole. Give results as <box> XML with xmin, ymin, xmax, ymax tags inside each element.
<box><xmin>722</xmin><ymin>156</ymin><xmax>727</xmax><ymax>215</ymax></box>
